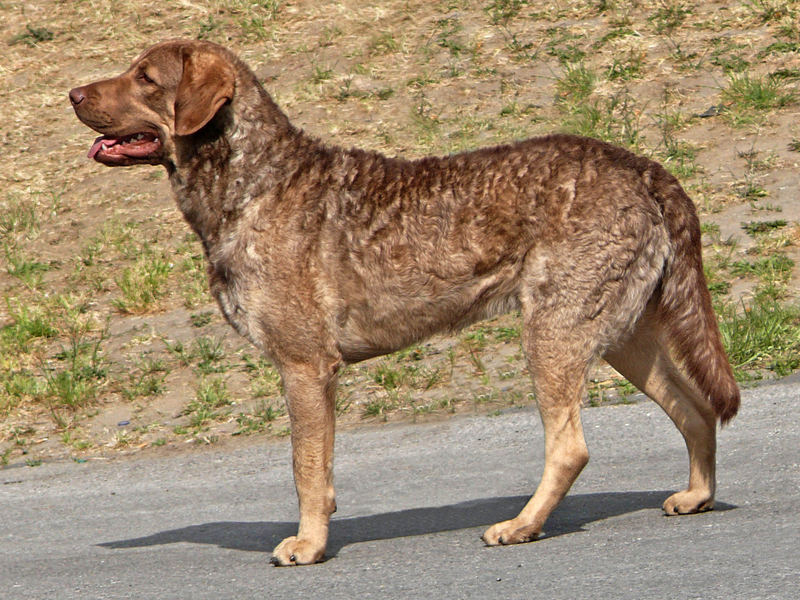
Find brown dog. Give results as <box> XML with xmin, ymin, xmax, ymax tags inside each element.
<box><xmin>70</xmin><ymin>40</ymin><xmax>739</xmax><ymax>566</ymax></box>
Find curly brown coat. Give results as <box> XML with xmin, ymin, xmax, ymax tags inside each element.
<box><xmin>70</xmin><ymin>40</ymin><xmax>738</xmax><ymax>566</ymax></box>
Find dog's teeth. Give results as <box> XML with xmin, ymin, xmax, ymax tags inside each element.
<box><xmin>101</xmin><ymin>143</ymin><xmax>108</xmax><ymax>151</ymax></box>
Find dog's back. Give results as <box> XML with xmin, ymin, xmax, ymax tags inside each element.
<box><xmin>310</xmin><ymin>135</ymin><xmax>673</xmax><ymax>363</ymax></box>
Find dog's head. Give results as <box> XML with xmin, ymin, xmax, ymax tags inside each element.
<box><xmin>69</xmin><ymin>40</ymin><xmax>235</xmax><ymax>167</ymax></box>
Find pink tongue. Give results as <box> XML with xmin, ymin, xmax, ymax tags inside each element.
<box><xmin>88</xmin><ymin>136</ymin><xmax>120</xmax><ymax>159</ymax></box>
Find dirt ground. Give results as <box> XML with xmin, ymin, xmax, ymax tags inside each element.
<box><xmin>1</xmin><ymin>0</ymin><xmax>799</xmax><ymax>466</ymax></box>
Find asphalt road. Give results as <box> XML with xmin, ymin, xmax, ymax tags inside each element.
<box><xmin>1</xmin><ymin>380</ymin><xmax>798</xmax><ymax>599</ymax></box>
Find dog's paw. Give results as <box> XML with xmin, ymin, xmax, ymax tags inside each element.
<box><xmin>481</xmin><ymin>519</ymin><xmax>541</xmax><ymax>546</ymax></box>
<box><xmin>663</xmin><ymin>490</ymin><xmax>714</xmax><ymax>515</ymax></box>
<box><xmin>270</xmin><ymin>536</ymin><xmax>325</xmax><ymax>566</ymax></box>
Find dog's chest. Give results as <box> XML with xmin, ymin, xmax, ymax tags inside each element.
<box><xmin>205</xmin><ymin>235</ymin><xmax>264</xmax><ymax>345</ymax></box>
<box><xmin>208</xmin><ymin>267</ymin><xmax>251</xmax><ymax>339</ymax></box>
<box><xmin>205</xmin><ymin>229</ymin><xmax>311</xmax><ymax>358</ymax></box>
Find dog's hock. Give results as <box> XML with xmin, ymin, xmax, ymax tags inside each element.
<box><xmin>175</xmin><ymin>48</ymin><xmax>235</xmax><ymax>136</ymax></box>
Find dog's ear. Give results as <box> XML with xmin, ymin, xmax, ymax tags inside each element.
<box><xmin>174</xmin><ymin>49</ymin><xmax>235</xmax><ymax>136</ymax></box>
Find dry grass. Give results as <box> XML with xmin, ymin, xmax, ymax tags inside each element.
<box><xmin>2</xmin><ymin>0</ymin><xmax>800</xmax><ymax>464</ymax></box>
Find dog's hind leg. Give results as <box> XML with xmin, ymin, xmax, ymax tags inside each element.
<box><xmin>271</xmin><ymin>358</ymin><xmax>339</xmax><ymax>566</ymax></box>
<box><xmin>604</xmin><ymin>304</ymin><xmax>717</xmax><ymax>514</ymax></box>
<box><xmin>482</xmin><ymin>323</ymin><xmax>593</xmax><ymax>545</ymax></box>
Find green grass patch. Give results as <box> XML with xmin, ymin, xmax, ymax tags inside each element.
<box><xmin>545</xmin><ymin>28</ymin><xmax>586</xmax><ymax>63</ymax></box>
<box><xmin>594</xmin><ymin>27</ymin><xmax>637</xmax><ymax>48</ymax></box>
<box><xmin>120</xmin><ymin>357</ymin><xmax>168</xmax><ymax>401</ymax></box>
<box><xmin>771</xmin><ymin>68</ymin><xmax>800</xmax><ymax>82</ymax></box>
<box><xmin>759</xmin><ymin>40</ymin><xmax>800</xmax><ymax>57</ymax></box>
<box><xmin>648</xmin><ymin>2</ymin><xmax>692</xmax><ymax>34</ymax></box>
<box><xmin>9</xmin><ymin>25</ymin><xmax>54</xmax><ymax>47</ymax></box>
<box><xmin>190</xmin><ymin>311</ymin><xmax>214</xmax><ymax>328</ymax></box>
<box><xmin>42</xmin><ymin>333</ymin><xmax>107</xmax><ymax>426</ymax></box>
<box><xmin>243</xmin><ymin>354</ymin><xmax>283</xmax><ymax>397</ymax></box>
<box><xmin>718</xmin><ymin>298</ymin><xmax>800</xmax><ymax>379</ymax></box>
<box><xmin>369</xmin><ymin>31</ymin><xmax>400</xmax><ymax>55</ymax></box>
<box><xmin>745</xmin><ymin>0</ymin><xmax>795</xmax><ymax>23</ymax></box>
<box><xmin>186</xmin><ymin>377</ymin><xmax>231</xmax><ymax>429</ymax></box>
<box><xmin>0</xmin><ymin>195</ymin><xmax>39</xmax><ymax>235</ymax></box>
<box><xmin>492</xmin><ymin>325</ymin><xmax>520</xmax><ymax>342</ymax></box>
<box><xmin>234</xmin><ymin>398</ymin><xmax>285</xmax><ymax>435</ymax></box>
<box><xmin>606</xmin><ymin>51</ymin><xmax>645</xmax><ymax>81</ymax></box>
<box><xmin>4</xmin><ymin>246</ymin><xmax>51</xmax><ymax>289</ymax></box>
<box><xmin>1</xmin><ymin>302</ymin><xmax>58</xmax><ymax>347</ymax></box>
<box><xmin>112</xmin><ymin>254</ymin><xmax>172</xmax><ymax>314</ymax></box>
<box><xmin>742</xmin><ymin>220</ymin><xmax>787</xmax><ymax>236</ymax></box>
<box><xmin>730</xmin><ymin>254</ymin><xmax>794</xmax><ymax>280</ymax></box>
<box><xmin>722</xmin><ymin>73</ymin><xmax>796</xmax><ymax>125</ymax></box>
<box><xmin>556</xmin><ymin>63</ymin><xmax>596</xmax><ymax>104</ymax></box>
<box><xmin>361</xmin><ymin>397</ymin><xmax>396</xmax><ymax>419</ymax></box>
<box><xmin>193</xmin><ymin>336</ymin><xmax>226</xmax><ymax>374</ymax></box>
<box><xmin>704</xmin><ymin>264</ymin><xmax>732</xmax><ymax>298</ymax></box>
<box><xmin>371</xmin><ymin>361</ymin><xmax>413</xmax><ymax>391</ymax></box>
<box><xmin>559</xmin><ymin>92</ymin><xmax>642</xmax><ymax>150</ymax></box>
<box><xmin>485</xmin><ymin>0</ymin><xmax>528</xmax><ymax>26</ymax></box>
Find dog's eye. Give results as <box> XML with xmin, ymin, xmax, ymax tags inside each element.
<box><xmin>137</xmin><ymin>71</ymin><xmax>156</xmax><ymax>85</ymax></box>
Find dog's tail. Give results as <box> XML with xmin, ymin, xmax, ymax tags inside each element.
<box><xmin>649</xmin><ymin>166</ymin><xmax>740</xmax><ymax>424</ymax></box>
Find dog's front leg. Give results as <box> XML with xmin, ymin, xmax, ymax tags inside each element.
<box><xmin>271</xmin><ymin>360</ymin><xmax>338</xmax><ymax>566</ymax></box>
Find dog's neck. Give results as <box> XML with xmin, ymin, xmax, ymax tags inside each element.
<box><xmin>167</xmin><ymin>75</ymin><xmax>316</xmax><ymax>252</ymax></box>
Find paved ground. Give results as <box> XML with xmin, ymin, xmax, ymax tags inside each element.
<box><xmin>1</xmin><ymin>380</ymin><xmax>798</xmax><ymax>599</ymax></box>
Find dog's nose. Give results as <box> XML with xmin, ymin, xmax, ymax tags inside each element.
<box><xmin>69</xmin><ymin>87</ymin><xmax>86</xmax><ymax>106</ymax></box>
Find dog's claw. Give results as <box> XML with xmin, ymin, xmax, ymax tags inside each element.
<box><xmin>662</xmin><ymin>489</ymin><xmax>715</xmax><ymax>515</ymax></box>
<box><xmin>271</xmin><ymin>535</ymin><xmax>325</xmax><ymax>566</ymax></box>
<box><xmin>483</xmin><ymin>518</ymin><xmax>542</xmax><ymax>546</ymax></box>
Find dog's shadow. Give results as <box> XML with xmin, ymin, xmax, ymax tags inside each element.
<box><xmin>98</xmin><ymin>491</ymin><xmax>735</xmax><ymax>557</ymax></box>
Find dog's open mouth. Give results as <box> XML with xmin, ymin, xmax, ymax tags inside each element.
<box><xmin>88</xmin><ymin>132</ymin><xmax>162</xmax><ymax>164</ymax></box>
